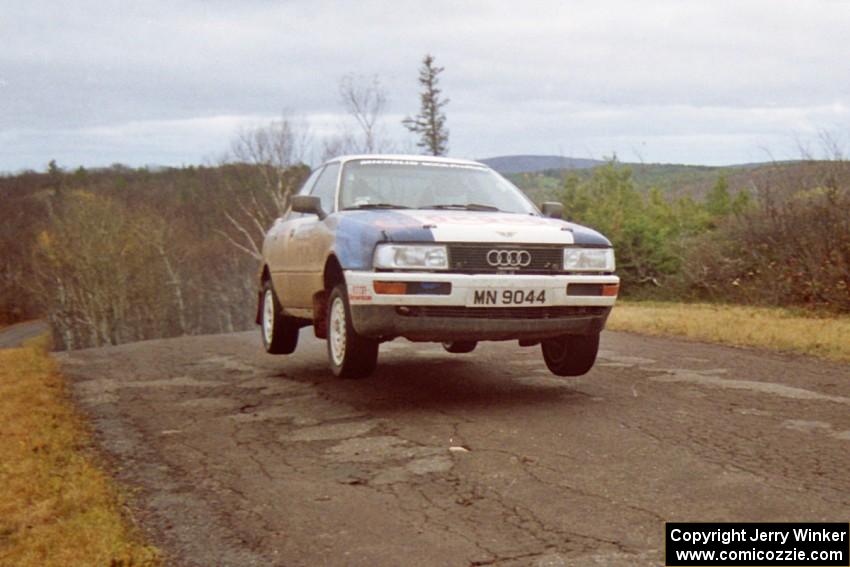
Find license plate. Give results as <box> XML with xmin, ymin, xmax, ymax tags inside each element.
<box><xmin>467</xmin><ymin>288</ymin><xmax>547</xmax><ymax>306</ymax></box>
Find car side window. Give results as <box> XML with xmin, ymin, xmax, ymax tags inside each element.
<box><xmin>298</xmin><ymin>167</ymin><xmax>324</xmax><ymax>196</ymax></box>
<box><xmin>310</xmin><ymin>162</ymin><xmax>340</xmax><ymax>214</ymax></box>
<box><xmin>286</xmin><ymin>167</ymin><xmax>323</xmax><ymax>220</ymax></box>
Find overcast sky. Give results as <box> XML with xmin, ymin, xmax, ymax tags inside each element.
<box><xmin>2</xmin><ymin>0</ymin><xmax>849</xmax><ymax>172</ymax></box>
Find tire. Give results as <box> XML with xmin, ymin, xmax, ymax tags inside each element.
<box><xmin>260</xmin><ymin>280</ymin><xmax>299</xmax><ymax>355</ymax></box>
<box><xmin>442</xmin><ymin>341</ymin><xmax>477</xmax><ymax>354</ymax></box>
<box><xmin>540</xmin><ymin>333</ymin><xmax>600</xmax><ymax>377</ymax></box>
<box><xmin>327</xmin><ymin>284</ymin><xmax>378</xmax><ymax>379</ymax></box>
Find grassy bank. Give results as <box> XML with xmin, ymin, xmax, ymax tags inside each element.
<box><xmin>0</xmin><ymin>335</ymin><xmax>159</xmax><ymax>566</ymax></box>
<box><xmin>608</xmin><ymin>301</ymin><xmax>850</xmax><ymax>363</ymax></box>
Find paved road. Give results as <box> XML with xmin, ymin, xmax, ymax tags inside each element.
<box><xmin>0</xmin><ymin>319</ymin><xmax>47</xmax><ymax>349</ymax></box>
<box><xmin>57</xmin><ymin>331</ymin><xmax>850</xmax><ymax>567</ymax></box>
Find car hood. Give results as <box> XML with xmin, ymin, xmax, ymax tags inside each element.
<box><xmin>338</xmin><ymin>209</ymin><xmax>610</xmax><ymax>246</ymax></box>
<box><xmin>332</xmin><ymin>209</ymin><xmax>611</xmax><ymax>270</ymax></box>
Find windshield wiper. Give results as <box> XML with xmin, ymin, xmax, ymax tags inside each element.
<box><xmin>419</xmin><ymin>203</ymin><xmax>501</xmax><ymax>212</ymax></box>
<box><xmin>343</xmin><ymin>203</ymin><xmax>410</xmax><ymax>210</ymax></box>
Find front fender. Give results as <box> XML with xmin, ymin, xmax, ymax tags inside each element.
<box><xmin>332</xmin><ymin>211</ymin><xmax>435</xmax><ymax>270</ymax></box>
<box><xmin>333</xmin><ymin>219</ymin><xmax>385</xmax><ymax>270</ymax></box>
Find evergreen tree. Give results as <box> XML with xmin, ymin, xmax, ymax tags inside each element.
<box><xmin>706</xmin><ymin>175</ymin><xmax>731</xmax><ymax>217</ymax></box>
<box><xmin>402</xmin><ymin>54</ymin><xmax>449</xmax><ymax>156</ymax></box>
<box><xmin>730</xmin><ymin>188</ymin><xmax>752</xmax><ymax>214</ymax></box>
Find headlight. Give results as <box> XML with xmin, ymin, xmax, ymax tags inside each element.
<box><xmin>374</xmin><ymin>244</ymin><xmax>448</xmax><ymax>270</ymax></box>
<box><xmin>563</xmin><ymin>247</ymin><xmax>615</xmax><ymax>271</ymax></box>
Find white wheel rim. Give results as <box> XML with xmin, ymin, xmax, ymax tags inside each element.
<box><xmin>262</xmin><ymin>289</ymin><xmax>274</xmax><ymax>345</ymax></box>
<box><xmin>329</xmin><ymin>296</ymin><xmax>347</xmax><ymax>366</ymax></box>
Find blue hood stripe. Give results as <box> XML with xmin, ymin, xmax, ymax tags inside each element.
<box><xmin>335</xmin><ymin>211</ymin><xmax>435</xmax><ymax>269</ymax></box>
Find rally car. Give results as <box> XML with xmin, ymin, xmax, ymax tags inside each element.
<box><xmin>258</xmin><ymin>155</ymin><xmax>619</xmax><ymax>378</ymax></box>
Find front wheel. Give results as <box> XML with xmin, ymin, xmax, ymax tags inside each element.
<box><xmin>541</xmin><ymin>333</ymin><xmax>600</xmax><ymax>376</ymax></box>
<box><xmin>327</xmin><ymin>284</ymin><xmax>378</xmax><ymax>379</ymax></box>
<box><xmin>261</xmin><ymin>280</ymin><xmax>299</xmax><ymax>355</ymax></box>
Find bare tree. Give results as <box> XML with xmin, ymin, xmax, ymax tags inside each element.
<box><xmin>220</xmin><ymin>116</ymin><xmax>312</xmax><ymax>260</ymax></box>
<box><xmin>146</xmin><ymin>217</ymin><xmax>188</xmax><ymax>336</ymax></box>
<box><xmin>320</xmin><ymin>130</ymin><xmax>358</xmax><ymax>162</ymax></box>
<box><xmin>318</xmin><ymin>74</ymin><xmax>393</xmax><ymax>161</ymax></box>
<box><xmin>229</xmin><ymin>116</ymin><xmax>311</xmax><ymax>215</ymax></box>
<box><xmin>32</xmin><ymin>192</ymin><xmax>167</xmax><ymax>349</ymax></box>
<box><xmin>338</xmin><ymin>74</ymin><xmax>390</xmax><ymax>154</ymax></box>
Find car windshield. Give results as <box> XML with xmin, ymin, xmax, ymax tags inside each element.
<box><xmin>339</xmin><ymin>159</ymin><xmax>538</xmax><ymax>215</ymax></box>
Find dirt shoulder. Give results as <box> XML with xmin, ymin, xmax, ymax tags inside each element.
<box><xmin>608</xmin><ymin>301</ymin><xmax>850</xmax><ymax>362</ymax></box>
<box><xmin>0</xmin><ymin>337</ymin><xmax>158</xmax><ymax>566</ymax></box>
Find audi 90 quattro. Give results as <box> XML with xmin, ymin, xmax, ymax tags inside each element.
<box><xmin>258</xmin><ymin>155</ymin><xmax>619</xmax><ymax>378</ymax></box>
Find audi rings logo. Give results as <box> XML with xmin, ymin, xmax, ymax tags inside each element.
<box><xmin>486</xmin><ymin>249</ymin><xmax>532</xmax><ymax>268</ymax></box>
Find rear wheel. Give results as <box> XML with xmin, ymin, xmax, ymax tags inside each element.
<box><xmin>541</xmin><ymin>333</ymin><xmax>600</xmax><ymax>376</ymax></box>
<box><xmin>442</xmin><ymin>341</ymin><xmax>477</xmax><ymax>354</ymax></box>
<box><xmin>261</xmin><ymin>280</ymin><xmax>299</xmax><ymax>355</ymax></box>
<box><xmin>327</xmin><ymin>284</ymin><xmax>378</xmax><ymax>379</ymax></box>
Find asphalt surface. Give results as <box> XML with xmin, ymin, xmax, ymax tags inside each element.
<box><xmin>56</xmin><ymin>330</ymin><xmax>850</xmax><ymax>567</ymax></box>
<box><xmin>0</xmin><ymin>319</ymin><xmax>47</xmax><ymax>349</ymax></box>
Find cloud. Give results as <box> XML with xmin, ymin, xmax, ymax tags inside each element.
<box><xmin>1</xmin><ymin>0</ymin><xmax>849</xmax><ymax>170</ymax></box>
<box><xmin>0</xmin><ymin>115</ymin><xmax>272</xmax><ymax>171</ymax></box>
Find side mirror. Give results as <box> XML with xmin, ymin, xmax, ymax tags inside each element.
<box><xmin>540</xmin><ymin>202</ymin><xmax>563</xmax><ymax>219</ymax></box>
<box><xmin>291</xmin><ymin>195</ymin><xmax>326</xmax><ymax>219</ymax></box>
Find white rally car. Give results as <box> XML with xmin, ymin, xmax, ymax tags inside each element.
<box><xmin>258</xmin><ymin>155</ymin><xmax>619</xmax><ymax>378</ymax></box>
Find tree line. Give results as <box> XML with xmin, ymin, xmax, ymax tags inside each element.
<box><xmin>0</xmin><ymin>161</ymin><xmax>309</xmax><ymax>349</ymax></box>
<box><xmin>3</xmin><ymin>155</ymin><xmax>847</xmax><ymax>351</ymax></box>
<box><xmin>560</xmin><ymin>159</ymin><xmax>850</xmax><ymax>312</ymax></box>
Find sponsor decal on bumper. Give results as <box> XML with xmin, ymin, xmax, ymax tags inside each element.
<box><xmin>349</xmin><ymin>284</ymin><xmax>372</xmax><ymax>302</ymax></box>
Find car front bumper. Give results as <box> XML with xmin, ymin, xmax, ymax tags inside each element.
<box><xmin>344</xmin><ymin>270</ymin><xmax>618</xmax><ymax>342</ymax></box>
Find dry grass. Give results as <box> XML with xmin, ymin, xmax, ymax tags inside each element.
<box><xmin>608</xmin><ymin>301</ymin><xmax>850</xmax><ymax>363</ymax></box>
<box><xmin>0</xmin><ymin>336</ymin><xmax>159</xmax><ymax>566</ymax></box>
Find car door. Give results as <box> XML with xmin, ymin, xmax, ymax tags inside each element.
<box><xmin>268</xmin><ymin>166</ymin><xmax>323</xmax><ymax>305</ymax></box>
<box><xmin>280</xmin><ymin>162</ymin><xmax>340</xmax><ymax>308</ymax></box>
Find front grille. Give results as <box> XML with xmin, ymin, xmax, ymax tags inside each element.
<box><xmin>397</xmin><ymin>306</ymin><xmax>607</xmax><ymax>320</ymax></box>
<box><xmin>448</xmin><ymin>244</ymin><xmax>563</xmax><ymax>273</ymax></box>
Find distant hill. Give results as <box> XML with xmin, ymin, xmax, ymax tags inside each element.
<box><xmin>479</xmin><ymin>155</ymin><xmax>604</xmax><ymax>174</ymax></box>
<box><xmin>499</xmin><ymin>158</ymin><xmax>845</xmax><ymax>204</ymax></box>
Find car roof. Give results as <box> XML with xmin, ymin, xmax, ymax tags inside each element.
<box><xmin>325</xmin><ymin>154</ymin><xmax>487</xmax><ymax>168</ymax></box>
